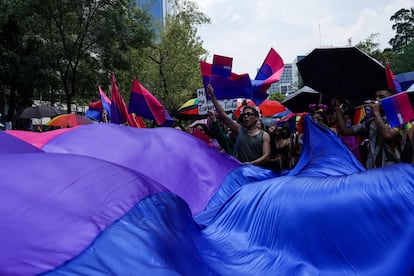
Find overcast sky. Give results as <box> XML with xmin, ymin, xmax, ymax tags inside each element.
<box><xmin>194</xmin><ymin>0</ymin><xmax>414</xmax><ymax>77</ymax></box>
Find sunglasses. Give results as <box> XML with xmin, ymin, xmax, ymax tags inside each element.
<box><xmin>241</xmin><ymin>112</ymin><xmax>256</xmax><ymax>117</ymax></box>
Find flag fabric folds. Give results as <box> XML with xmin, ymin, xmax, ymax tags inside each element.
<box><xmin>201</xmin><ymin>48</ymin><xmax>284</xmax><ymax>105</ymax></box>
<box><xmin>252</xmin><ymin>48</ymin><xmax>285</xmax><ymax>104</ymax></box>
<box><xmin>386</xmin><ymin>63</ymin><xmax>402</xmax><ymax>93</ymax></box>
<box><xmin>128</xmin><ymin>78</ymin><xmax>173</xmax><ymax>127</ymax></box>
<box><xmin>89</xmin><ymin>100</ymin><xmax>103</xmax><ymax>110</ymax></box>
<box><xmin>200</xmin><ymin>61</ymin><xmax>253</xmax><ymax>100</ymax></box>
<box><xmin>211</xmin><ymin>55</ymin><xmax>233</xmax><ymax>78</ymax></box>
<box><xmin>110</xmin><ymin>72</ymin><xmax>130</xmax><ymax>125</ymax></box>
<box><xmin>86</xmin><ymin>100</ymin><xmax>103</xmax><ymax>121</ymax></box>
<box><xmin>128</xmin><ymin>113</ymin><xmax>146</xmax><ymax>128</ymax></box>
<box><xmin>254</xmin><ymin>48</ymin><xmax>284</xmax><ymax>83</ymax></box>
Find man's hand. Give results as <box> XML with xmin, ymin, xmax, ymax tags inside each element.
<box><xmin>369</xmin><ymin>101</ymin><xmax>380</xmax><ymax>115</ymax></box>
<box><xmin>207</xmin><ymin>84</ymin><xmax>215</xmax><ymax>99</ymax></box>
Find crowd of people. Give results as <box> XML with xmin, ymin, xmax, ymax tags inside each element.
<box><xmin>174</xmin><ymin>84</ymin><xmax>414</xmax><ymax>172</ymax></box>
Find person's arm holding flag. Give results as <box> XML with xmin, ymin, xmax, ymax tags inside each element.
<box><xmin>369</xmin><ymin>101</ymin><xmax>400</xmax><ymax>140</ymax></box>
<box><xmin>207</xmin><ymin>84</ymin><xmax>241</xmax><ymax>135</ymax></box>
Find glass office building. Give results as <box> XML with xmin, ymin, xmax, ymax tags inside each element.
<box><xmin>132</xmin><ymin>0</ymin><xmax>170</xmax><ymax>24</ymax></box>
<box><xmin>268</xmin><ymin>55</ymin><xmax>306</xmax><ymax>96</ymax></box>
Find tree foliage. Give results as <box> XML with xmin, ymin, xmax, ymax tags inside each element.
<box><xmin>269</xmin><ymin>92</ymin><xmax>286</xmax><ymax>102</ymax></box>
<box><xmin>390</xmin><ymin>40</ymin><xmax>414</xmax><ymax>74</ymax></box>
<box><xmin>0</xmin><ymin>0</ymin><xmax>52</xmax><ymax>120</ymax></box>
<box><xmin>354</xmin><ymin>33</ymin><xmax>394</xmax><ymax>65</ymax></box>
<box><xmin>32</xmin><ymin>0</ymin><xmax>154</xmax><ymax>113</ymax></box>
<box><xmin>389</xmin><ymin>8</ymin><xmax>414</xmax><ymax>52</ymax></box>
<box><xmin>0</xmin><ymin>0</ymin><xmax>211</xmax><ymax>126</ymax></box>
<box><xmin>0</xmin><ymin>0</ymin><xmax>154</xmax><ymax>118</ymax></box>
<box><xmin>387</xmin><ymin>7</ymin><xmax>414</xmax><ymax>73</ymax></box>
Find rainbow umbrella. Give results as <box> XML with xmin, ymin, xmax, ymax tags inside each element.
<box><xmin>176</xmin><ymin>98</ymin><xmax>206</xmax><ymax>120</ymax></box>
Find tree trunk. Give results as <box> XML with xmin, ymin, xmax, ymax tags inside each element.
<box><xmin>66</xmin><ymin>92</ymin><xmax>72</xmax><ymax>114</ymax></box>
<box><xmin>6</xmin><ymin>84</ymin><xmax>16</xmax><ymax>122</ymax></box>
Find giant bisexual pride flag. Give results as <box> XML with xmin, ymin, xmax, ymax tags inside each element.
<box><xmin>381</xmin><ymin>92</ymin><xmax>414</xmax><ymax>128</ymax></box>
<box><xmin>128</xmin><ymin>78</ymin><xmax>173</xmax><ymax>127</ymax></box>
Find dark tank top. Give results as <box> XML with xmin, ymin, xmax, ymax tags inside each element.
<box><xmin>233</xmin><ymin>128</ymin><xmax>264</xmax><ymax>163</ymax></box>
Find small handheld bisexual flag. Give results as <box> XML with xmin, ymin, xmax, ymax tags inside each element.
<box><xmin>128</xmin><ymin>78</ymin><xmax>173</xmax><ymax>127</ymax></box>
<box><xmin>252</xmin><ymin>48</ymin><xmax>284</xmax><ymax>105</ymax></box>
<box><xmin>110</xmin><ymin>72</ymin><xmax>130</xmax><ymax>125</ymax></box>
<box><xmin>254</xmin><ymin>48</ymin><xmax>284</xmax><ymax>82</ymax></box>
<box><xmin>211</xmin><ymin>55</ymin><xmax>233</xmax><ymax>78</ymax></box>
<box><xmin>381</xmin><ymin>92</ymin><xmax>414</xmax><ymax>128</ymax></box>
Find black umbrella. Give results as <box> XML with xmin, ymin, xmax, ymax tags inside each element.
<box><xmin>281</xmin><ymin>86</ymin><xmax>321</xmax><ymax>113</ymax></box>
<box><xmin>19</xmin><ymin>106</ymin><xmax>62</xmax><ymax>119</ymax></box>
<box><xmin>297</xmin><ymin>47</ymin><xmax>387</xmax><ymax>106</ymax></box>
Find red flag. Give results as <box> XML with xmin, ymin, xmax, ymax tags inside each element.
<box><xmin>386</xmin><ymin>63</ymin><xmax>402</xmax><ymax>93</ymax></box>
<box><xmin>110</xmin><ymin>72</ymin><xmax>130</xmax><ymax>125</ymax></box>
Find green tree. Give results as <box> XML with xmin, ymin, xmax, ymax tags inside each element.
<box><xmin>389</xmin><ymin>8</ymin><xmax>414</xmax><ymax>52</ymax></box>
<box><xmin>354</xmin><ymin>33</ymin><xmax>394</xmax><ymax>65</ymax></box>
<box><xmin>386</xmin><ymin>8</ymin><xmax>414</xmax><ymax>73</ymax></box>
<box><xmin>30</xmin><ymin>0</ymin><xmax>154</xmax><ymax>113</ymax></box>
<box><xmin>0</xmin><ymin>0</ymin><xmax>54</xmax><ymax>121</ymax></box>
<box><xmin>269</xmin><ymin>92</ymin><xmax>285</xmax><ymax>102</ymax></box>
<box><xmin>390</xmin><ymin>40</ymin><xmax>414</xmax><ymax>73</ymax></box>
<box><xmin>354</xmin><ymin>33</ymin><xmax>387</xmax><ymax>63</ymax></box>
<box><xmin>355</xmin><ymin>33</ymin><xmax>380</xmax><ymax>54</ymax></box>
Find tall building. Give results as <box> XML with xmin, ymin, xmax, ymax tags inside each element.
<box><xmin>132</xmin><ymin>0</ymin><xmax>171</xmax><ymax>25</ymax></box>
<box><xmin>268</xmin><ymin>64</ymin><xmax>294</xmax><ymax>95</ymax></box>
<box><xmin>268</xmin><ymin>55</ymin><xmax>306</xmax><ymax>96</ymax></box>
